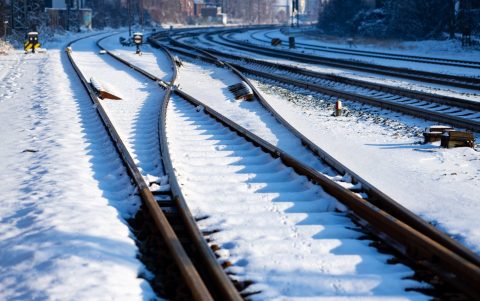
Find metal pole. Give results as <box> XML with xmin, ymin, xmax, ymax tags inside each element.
<box><xmin>3</xmin><ymin>21</ymin><xmax>7</xmax><ymax>41</ymax></box>
<box><xmin>296</xmin><ymin>0</ymin><xmax>299</xmax><ymax>27</ymax></box>
<box><xmin>67</xmin><ymin>0</ymin><xmax>70</xmax><ymax>31</ymax></box>
<box><xmin>257</xmin><ymin>0</ymin><xmax>260</xmax><ymax>24</ymax></box>
<box><xmin>77</xmin><ymin>0</ymin><xmax>80</xmax><ymax>32</ymax></box>
<box><xmin>289</xmin><ymin>0</ymin><xmax>293</xmax><ymax>27</ymax></box>
<box><xmin>128</xmin><ymin>0</ymin><xmax>131</xmax><ymax>37</ymax></box>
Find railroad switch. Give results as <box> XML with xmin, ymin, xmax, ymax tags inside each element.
<box><xmin>271</xmin><ymin>38</ymin><xmax>281</xmax><ymax>46</ymax></box>
<box><xmin>228</xmin><ymin>82</ymin><xmax>254</xmax><ymax>101</ymax></box>
<box><xmin>423</xmin><ymin>126</ymin><xmax>474</xmax><ymax>148</ymax></box>
<box><xmin>90</xmin><ymin>77</ymin><xmax>122</xmax><ymax>100</ymax></box>
<box><xmin>24</xmin><ymin>32</ymin><xmax>40</xmax><ymax>54</ymax></box>
<box><xmin>174</xmin><ymin>56</ymin><xmax>183</xmax><ymax>67</ymax></box>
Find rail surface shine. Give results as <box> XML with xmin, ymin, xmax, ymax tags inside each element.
<box><xmin>67</xmin><ymin>33</ymin><xmax>242</xmax><ymax>301</ymax></box>
<box><xmin>251</xmin><ymin>28</ymin><xmax>480</xmax><ymax>69</ymax></box>
<box><xmin>151</xmin><ymin>29</ymin><xmax>480</xmax><ymax>299</ymax></box>
<box><xmin>169</xmin><ymin>33</ymin><xmax>480</xmax><ymax>133</ymax></box>
<box><xmin>203</xmin><ymin>28</ymin><xmax>480</xmax><ymax>91</ymax></box>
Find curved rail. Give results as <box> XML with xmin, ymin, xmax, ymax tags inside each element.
<box><xmin>203</xmin><ymin>28</ymin><xmax>480</xmax><ymax>91</ymax></box>
<box><xmin>171</xmin><ymin>40</ymin><xmax>480</xmax><ymax>132</ymax></box>
<box><xmin>151</xmin><ymin>33</ymin><xmax>480</xmax><ymax>299</ymax></box>
<box><xmin>172</xmin><ymin>41</ymin><xmax>480</xmax><ymax>112</ymax></box>
<box><xmin>67</xmin><ymin>34</ymin><xmax>234</xmax><ymax>301</ymax></box>
<box><xmin>96</xmin><ymin>34</ymin><xmax>243</xmax><ymax>301</ymax></box>
<box><xmin>250</xmin><ymin>28</ymin><xmax>480</xmax><ymax>69</ymax></box>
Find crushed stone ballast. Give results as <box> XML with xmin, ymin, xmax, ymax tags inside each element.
<box><xmin>68</xmin><ymin>33</ymin><xmax>242</xmax><ymax>301</ymax></box>
<box><xmin>150</xmin><ymin>32</ymin><xmax>480</xmax><ymax>299</ymax></box>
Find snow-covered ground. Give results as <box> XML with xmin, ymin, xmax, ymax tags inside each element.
<box><xmin>0</xmin><ymin>34</ymin><xmax>160</xmax><ymax>300</ymax></box>
<box><xmin>167</xmin><ymin>49</ymin><xmax>480</xmax><ymax>255</ymax></box>
<box><xmin>1</xmin><ymin>25</ymin><xmax>479</xmax><ymax>300</ymax></box>
<box><xmin>183</xmin><ymin>32</ymin><xmax>480</xmax><ymax>103</ymax></box>
<box><xmin>72</xmin><ymin>33</ymin><xmax>168</xmax><ymax>181</ymax></box>
<box><xmin>231</xmin><ymin>28</ymin><xmax>480</xmax><ymax>77</ymax></box>
<box><xmin>251</xmin><ymin>79</ymin><xmax>480</xmax><ymax>254</ymax></box>
<box><xmin>104</xmin><ymin>34</ymin><xmax>429</xmax><ymax>299</ymax></box>
<box><xmin>165</xmin><ymin>94</ymin><xmax>426</xmax><ymax>300</ymax></box>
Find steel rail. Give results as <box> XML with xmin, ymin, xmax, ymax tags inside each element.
<box><xmin>170</xmin><ymin>42</ymin><xmax>480</xmax><ymax>112</ymax></box>
<box><xmin>252</xmin><ymin>28</ymin><xmax>480</xmax><ymax>69</ymax></box>
<box><xmin>231</xmin><ymin>63</ymin><xmax>480</xmax><ymax>132</ymax></box>
<box><xmin>97</xmin><ymin>34</ymin><xmax>243</xmax><ymax>301</ymax></box>
<box><xmin>67</xmin><ymin>34</ymin><xmax>216</xmax><ymax>301</ymax></box>
<box><xmin>204</xmin><ymin>29</ymin><xmax>480</xmax><ymax>91</ymax></box>
<box><xmin>171</xmin><ymin>89</ymin><xmax>480</xmax><ymax>301</ymax></box>
<box><xmin>151</xmin><ymin>36</ymin><xmax>480</xmax><ymax>299</ymax></box>
<box><xmin>167</xmin><ymin>39</ymin><xmax>480</xmax><ymax>132</ymax></box>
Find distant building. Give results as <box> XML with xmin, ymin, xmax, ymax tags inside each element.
<box><xmin>44</xmin><ymin>0</ymin><xmax>92</xmax><ymax>30</ymax></box>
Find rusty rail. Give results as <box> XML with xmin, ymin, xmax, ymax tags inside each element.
<box><xmin>96</xmin><ymin>33</ymin><xmax>243</xmax><ymax>301</ymax></box>
<box><xmin>206</xmin><ymin>28</ymin><xmax>480</xmax><ymax>91</ymax></box>
<box><xmin>174</xmin><ymin>43</ymin><xmax>480</xmax><ymax>112</ymax></box>
<box><xmin>67</xmin><ymin>34</ymin><xmax>217</xmax><ymax>301</ymax></box>
<box><xmin>150</xmin><ymin>35</ymin><xmax>480</xmax><ymax>299</ymax></box>
<box><xmin>167</xmin><ymin>39</ymin><xmax>480</xmax><ymax>133</ymax></box>
<box><xmin>255</xmin><ymin>28</ymin><xmax>480</xmax><ymax>69</ymax></box>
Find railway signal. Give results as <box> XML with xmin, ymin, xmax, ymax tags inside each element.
<box><xmin>133</xmin><ymin>32</ymin><xmax>143</xmax><ymax>55</ymax></box>
<box><xmin>24</xmin><ymin>32</ymin><xmax>40</xmax><ymax>53</ymax></box>
<box><xmin>271</xmin><ymin>38</ymin><xmax>281</xmax><ymax>46</ymax></box>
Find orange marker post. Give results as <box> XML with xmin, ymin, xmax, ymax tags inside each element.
<box><xmin>335</xmin><ymin>100</ymin><xmax>343</xmax><ymax>116</ymax></box>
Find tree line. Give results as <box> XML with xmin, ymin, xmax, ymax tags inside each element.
<box><xmin>0</xmin><ymin>0</ymin><xmax>281</xmax><ymax>33</ymax></box>
<box><xmin>318</xmin><ymin>0</ymin><xmax>480</xmax><ymax>43</ymax></box>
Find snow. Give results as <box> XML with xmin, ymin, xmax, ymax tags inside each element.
<box><xmin>0</xmin><ymin>34</ymin><xmax>160</xmax><ymax>300</ymax></box>
<box><xmin>249</xmin><ymin>78</ymin><xmax>480</xmax><ymax>255</ymax></box>
<box><xmin>1</xmin><ymin>25</ymin><xmax>479</xmax><ymax>300</ymax></box>
<box><xmin>166</xmin><ymin>41</ymin><xmax>480</xmax><ymax>253</ymax></box>
<box><xmin>187</xmin><ymin>32</ymin><xmax>480</xmax><ymax>102</ymax></box>
<box><xmin>99</xmin><ymin>32</ymin><xmax>174</xmax><ymax>83</ymax></box>
<box><xmin>165</xmin><ymin>94</ymin><xmax>426</xmax><ymax>300</ymax></box>
<box><xmin>231</xmin><ymin>28</ymin><xmax>480</xmax><ymax>77</ymax></box>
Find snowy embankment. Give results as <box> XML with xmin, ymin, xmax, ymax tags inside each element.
<box><xmin>0</xmin><ymin>34</ymin><xmax>159</xmax><ymax>300</ymax></box>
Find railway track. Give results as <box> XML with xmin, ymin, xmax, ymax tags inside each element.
<box><xmin>63</xmin><ymin>30</ymin><xmax>480</xmax><ymax>299</ymax></box>
<box><xmin>198</xmin><ymin>28</ymin><xmax>480</xmax><ymax>91</ymax></box>
<box><xmin>249</xmin><ymin>28</ymin><xmax>480</xmax><ymax>69</ymax></box>
<box><xmin>166</xmin><ymin>36</ymin><xmax>480</xmax><ymax>133</ymax></box>
<box><xmin>150</xmin><ymin>31</ymin><xmax>480</xmax><ymax>299</ymax></box>
<box><xmin>67</xmin><ymin>33</ymin><xmax>243</xmax><ymax>301</ymax></box>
